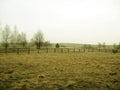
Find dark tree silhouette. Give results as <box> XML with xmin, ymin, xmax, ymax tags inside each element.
<box><xmin>56</xmin><ymin>43</ymin><xmax>60</xmax><ymax>48</ymax></box>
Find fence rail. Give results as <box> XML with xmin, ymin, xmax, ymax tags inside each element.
<box><xmin>0</xmin><ymin>48</ymin><xmax>119</xmax><ymax>54</ymax></box>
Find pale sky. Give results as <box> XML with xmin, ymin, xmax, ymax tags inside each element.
<box><xmin>0</xmin><ymin>0</ymin><xmax>120</xmax><ymax>44</ymax></box>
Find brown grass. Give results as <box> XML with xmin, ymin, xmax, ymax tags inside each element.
<box><xmin>0</xmin><ymin>52</ymin><xmax>120</xmax><ymax>90</ymax></box>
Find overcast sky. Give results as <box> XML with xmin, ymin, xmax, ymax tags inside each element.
<box><xmin>0</xmin><ymin>0</ymin><xmax>120</xmax><ymax>44</ymax></box>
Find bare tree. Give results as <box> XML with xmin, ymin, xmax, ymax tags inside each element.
<box><xmin>17</xmin><ymin>32</ymin><xmax>27</xmax><ymax>48</ymax></box>
<box><xmin>10</xmin><ymin>25</ymin><xmax>19</xmax><ymax>47</ymax></box>
<box><xmin>98</xmin><ymin>42</ymin><xmax>101</xmax><ymax>49</ymax></box>
<box><xmin>32</xmin><ymin>30</ymin><xmax>44</xmax><ymax>49</ymax></box>
<box><xmin>20</xmin><ymin>32</ymin><xmax>27</xmax><ymax>48</ymax></box>
<box><xmin>0</xmin><ymin>24</ymin><xmax>2</xmax><ymax>44</ymax></box>
<box><xmin>102</xmin><ymin>42</ymin><xmax>106</xmax><ymax>49</ymax></box>
<box><xmin>2</xmin><ymin>25</ymin><xmax>11</xmax><ymax>49</ymax></box>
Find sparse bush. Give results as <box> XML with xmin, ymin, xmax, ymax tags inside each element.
<box><xmin>56</xmin><ymin>43</ymin><xmax>60</xmax><ymax>48</ymax></box>
<box><xmin>112</xmin><ymin>49</ymin><xmax>118</xmax><ymax>53</ymax></box>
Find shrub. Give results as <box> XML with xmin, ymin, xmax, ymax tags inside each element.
<box><xmin>112</xmin><ymin>49</ymin><xmax>118</xmax><ymax>53</ymax></box>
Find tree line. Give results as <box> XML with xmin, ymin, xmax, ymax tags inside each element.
<box><xmin>0</xmin><ymin>24</ymin><xmax>120</xmax><ymax>51</ymax></box>
<box><xmin>0</xmin><ymin>25</ymin><xmax>51</xmax><ymax>49</ymax></box>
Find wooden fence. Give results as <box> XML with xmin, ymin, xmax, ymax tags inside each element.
<box><xmin>0</xmin><ymin>48</ymin><xmax>118</xmax><ymax>54</ymax></box>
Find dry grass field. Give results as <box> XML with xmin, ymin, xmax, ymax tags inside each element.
<box><xmin>0</xmin><ymin>52</ymin><xmax>120</xmax><ymax>90</ymax></box>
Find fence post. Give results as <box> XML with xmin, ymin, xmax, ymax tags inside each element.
<box><xmin>54</xmin><ymin>48</ymin><xmax>56</xmax><ymax>53</ymax></box>
<box><xmin>28</xmin><ymin>48</ymin><xmax>30</xmax><ymax>54</ymax></box>
<box><xmin>105</xmin><ymin>49</ymin><xmax>107</xmax><ymax>52</ymax></box>
<box><xmin>38</xmin><ymin>49</ymin><xmax>39</xmax><ymax>53</ymax></box>
<box><xmin>17</xmin><ymin>48</ymin><xmax>19</xmax><ymax>54</ymax></box>
<box><xmin>61</xmin><ymin>48</ymin><xmax>63</xmax><ymax>53</ymax></box>
<box><xmin>74</xmin><ymin>48</ymin><xmax>75</xmax><ymax>53</ymax></box>
<box><xmin>87</xmin><ymin>49</ymin><xmax>89</xmax><ymax>52</ymax></box>
<box><xmin>106</xmin><ymin>49</ymin><xmax>108</xmax><ymax>52</ymax></box>
<box><xmin>46</xmin><ymin>48</ymin><xmax>48</xmax><ymax>53</ymax></box>
<box><xmin>83</xmin><ymin>48</ymin><xmax>85</xmax><ymax>52</ymax></box>
<box><xmin>5</xmin><ymin>48</ymin><xmax>7</xmax><ymax>54</ymax></box>
<box><xmin>68</xmin><ymin>48</ymin><xmax>69</xmax><ymax>53</ymax></box>
<box><xmin>98</xmin><ymin>48</ymin><xmax>100</xmax><ymax>52</ymax></box>
<box><xmin>92</xmin><ymin>48</ymin><xmax>94</xmax><ymax>52</ymax></box>
<box><xmin>79</xmin><ymin>49</ymin><xmax>80</xmax><ymax>53</ymax></box>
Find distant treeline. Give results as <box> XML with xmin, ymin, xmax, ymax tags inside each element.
<box><xmin>0</xmin><ymin>25</ymin><xmax>51</xmax><ymax>49</ymax></box>
<box><xmin>0</xmin><ymin>25</ymin><xmax>120</xmax><ymax>51</ymax></box>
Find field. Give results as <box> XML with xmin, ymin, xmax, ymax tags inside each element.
<box><xmin>0</xmin><ymin>52</ymin><xmax>120</xmax><ymax>90</ymax></box>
